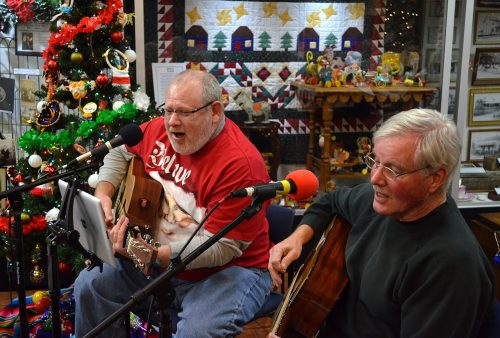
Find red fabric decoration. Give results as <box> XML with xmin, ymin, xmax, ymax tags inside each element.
<box><xmin>30</xmin><ymin>186</ymin><xmax>54</xmax><ymax>197</ymax></box>
<box><xmin>6</xmin><ymin>0</ymin><xmax>35</xmax><ymax>22</ymax></box>
<box><xmin>0</xmin><ymin>215</ymin><xmax>47</xmax><ymax>235</ymax></box>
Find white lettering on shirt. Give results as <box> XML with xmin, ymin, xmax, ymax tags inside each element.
<box><xmin>146</xmin><ymin>140</ymin><xmax>191</xmax><ymax>185</ymax></box>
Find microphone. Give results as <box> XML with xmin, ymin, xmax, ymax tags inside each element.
<box><xmin>64</xmin><ymin>124</ymin><xmax>143</xmax><ymax>168</ymax></box>
<box><xmin>230</xmin><ymin>169</ymin><xmax>318</xmax><ymax>200</ymax></box>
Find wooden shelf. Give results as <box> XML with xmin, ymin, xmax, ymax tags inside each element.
<box><xmin>292</xmin><ymin>81</ymin><xmax>438</xmax><ymax>191</ymax></box>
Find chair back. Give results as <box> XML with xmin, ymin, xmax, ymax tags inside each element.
<box><xmin>267</xmin><ymin>204</ymin><xmax>295</xmax><ymax>245</ymax></box>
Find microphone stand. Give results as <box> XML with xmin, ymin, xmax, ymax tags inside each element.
<box><xmin>0</xmin><ymin>163</ymin><xmax>99</xmax><ymax>338</ymax></box>
<box><xmin>83</xmin><ymin>194</ymin><xmax>269</xmax><ymax>338</ymax></box>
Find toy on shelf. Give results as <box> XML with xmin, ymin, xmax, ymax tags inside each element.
<box><xmin>380</xmin><ymin>51</ymin><xmax>404</xmax><ymax>84</ymax></box>
<box><xmin>301</xmin><ymin>48</ymin><xmax>427</xmax><ymax>88</ymax></box>
<box><xmin>356</xmin><ymin>136</ymin><xmax>372</xmax><ymax>158</ymax></box>
<box><xmin>373</xmin><ymin>67</ymin><xmax>391</xmax><ymax>87</ymax></box>
<box><xmin>305</xmin><ymin>51</ymin><xmax>320</xmax><ymax>85</ymax></box>
<box><xmin>235</xmin><ymin>90</ymin><xmax>270</xmax><ymax>123</ymax></box>
<box><xmin>401</xmin><ymin>51</ymin><xmax>425</xmax><ymax>87</ymax></box>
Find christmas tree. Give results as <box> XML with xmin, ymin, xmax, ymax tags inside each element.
<box><xmin>213</xmin><ymin>31</ymin><xmax>227</xmax><ymax>51</ymax></box>
<box><xmin>258</xmin><ymin>31</ymin><xmax>271</xmax><ymax>51</ymax></box>
<box><xmin>280</xmin><ymin>32</ymin><xmax>293</xmax><ymax>51</ymax></box>
<box><xmin>0</xmin><ymin>0</ymin><xmax>160</xmax><ymax>287</ymax></box>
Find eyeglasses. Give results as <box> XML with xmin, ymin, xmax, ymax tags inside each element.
<box><xmin>162</xmin><ymin>100</ymin><xmax>214</xmax><ymax>119</ymax></box>
<box><xmin>364</xmin><ymin>153</ymin><xmax>430</xmax><ymax>181</ymax></box>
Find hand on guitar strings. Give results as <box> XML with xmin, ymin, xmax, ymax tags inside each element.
<box><xmin>109</xmin><ymin>215</ymin><xmax>131</xmax><ymax>258</ymax></box>
<box><xmin>268</xmin><ymin>232</ymin><xmax>305</xmax><ymax>289</ymax></box>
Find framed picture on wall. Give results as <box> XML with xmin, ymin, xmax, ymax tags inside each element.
<box><xmin>474</xmin><ymin>11</ymin><xmax>500</xmax><ymax>45</ymax></box>
<box><xmin>472</xmin><ymin>48</ymin><xmax>500</xmax><ymax>85</ymax></box>
<box><xmin>468</xmin><ymin>129</ymin><xmax>500</xmax><ymax>161</ymax></box>
<box><xmin>425</xmin><ymin>48</ymin><xmax>459</xmax><ymax>82</ymax></box>
<box><xmin>0</xmin><ymin>135</ymin><xmax>16</xmax><ymax>167</ymax></box>
<box><xmin>448</xmin><ymin>87</ymin><xmax>457</xmax><ymax>117</ymax></box>
<box><xmin>427</xmin><ymin>26</ymin><xmax>457</xmax><ymax>45</ymax></box>
<box><xmin>468</xmin><ymin>88</ymin><xmax>500</xmax><ymax>126</ymax></box>
<box><xmin>425</xmin><ymin>48</ymin><xmax>441</xmax><ymax>81</ymax></box>
<box><xmin>428</xmin><ymin>0</ymin><xmax>444</xmax><ymax>17</ymax></box>
<box><xmin>15</xmin><ymin>22</ymin><xmax>51</xmax><ymax>56</ymax></box>
<box><xmin>477</xmin><ymin>0</ymin><xmax>500</xmax><ymax>7</ymax></box>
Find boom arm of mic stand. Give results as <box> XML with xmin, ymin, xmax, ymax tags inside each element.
<box><xmin>83</xmin><ymin>196</ymin><xmax>267</xmax><ymax>338</ymax></box>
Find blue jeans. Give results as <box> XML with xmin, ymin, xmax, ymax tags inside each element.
<box><xmin>73</xmin><ymin>258</ymin><xmax>272</xmax><ymax>338</ymax></box>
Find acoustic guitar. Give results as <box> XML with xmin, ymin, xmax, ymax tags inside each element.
<box><xmin>271</xmin><ymin>215</ymin><xmax>351</xmax><ymax>337</ymax></box>
<box><xmin>114</xmin><ymin>157</ymin><xmax>164</xmax><ymax>275</ymax></box>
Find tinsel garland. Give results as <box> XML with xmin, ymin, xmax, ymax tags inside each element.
<box><xmin>6</xmin><ymin>0</ymin><xmax>35</xmax><ymax>22</ymax></box>
<box><xmin>43</xmin><ymin>0</ymin><xmax>123</xmax><ymax>69</ymax></box>
<box><xmin>0</xmin><ymin>215</ymin><xmax>47</xmax><ymax>236</ymax></box>
<box><xmin>18</xmin><ymin>103</ymin><xmax>139</xmax><ymax>154</ymax></box>
<box><xmin>2</xmin><ymin>0</ymin><xmax>58</xmax><ymax>29</ymax></box>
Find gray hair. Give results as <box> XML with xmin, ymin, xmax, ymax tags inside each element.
<box><xmin>374</xmin><ymin>108</ymin><xmax>461</xmax><ymax>189</ymax></box>
<box><xmin>169</xmin><ymin>69</ymin><xmax>222</xmax><ymax>103</ymax></box>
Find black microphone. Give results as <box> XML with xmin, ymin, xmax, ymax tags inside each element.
<box><xmin>230</xmin><ymin>169</ymin><xmax>319</xmax><ymax>201</ymax></box>
<box><xmin>64</xmin><ymin>124</ymin><xmax>143</xmax><ymax>168</ymax></box>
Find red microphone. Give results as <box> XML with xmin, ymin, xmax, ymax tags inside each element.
<box><xmin>230</xmin><ymin>169</ymin><xmax>319</xmax><ymax>200</ymax></box>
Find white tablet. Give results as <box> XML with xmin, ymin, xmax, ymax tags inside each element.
<box><xmin>58</xmin><ymin>180</ymin><xmax>116</xmax><ymax>268</ymax></box>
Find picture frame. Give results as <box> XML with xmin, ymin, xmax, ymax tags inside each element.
<box><xmin>474</xmin><ymin>11</ymin><xmax>500</xmax><ymax>45</ymax></box>
<box><xmin>468</xmin><ymin>88</ymin><xmax>500</xmax><ymax>126</ymax></box>
<box><xmin>425</xmin><ymin>48</ymin><xmax>459</xmax><ymax>82</ymax></box>
<box><xmin>428</xmin><ymin>0</ymin><xmax>444</xmax><ymax>17</ymax></box>
<box><xmin>472</xmin><ymin>48</ymin><xmax>500</xmax><ymax>86</ymax></box>
<box><xmin>0</xmin><ymin>134</ymin><xmax>16</xmax><ymax>167</ymax></box>
<box><xmin>15</xmin><ymin>22</ymin><xmax>51</xmax><ymax>56</ymax></box>
<box><xmin>448</xmin><ymin>87</ymin><xmax>457</xmax><ymax>118</ymax></box>
<box><xmin>477</xmin><ymin>0</ymin><xmax>500</xmax><ymax>7</ymax></box>
<box><xmin>467</xmin><ymin>129</ymin><xmax>500</xmax><ymax>161</ymax></box>
<box><xmin>425</xmin><ymin>48</ymin><xmax>441</xmax><ymax>82</ymax></box>
<box><xmin>426</xmin><ymin>0</ymin><xmax>460</xmax><ymax>18</ymax></box>
<box><xmin>426</xmin><ymin>26</ymin><xmax>457</xmax><ymax>45</ymax></box>
<box><xmin>454</xmin><ymin>1</ymin><xmax>461</xmax><ymax>18</ymax></box>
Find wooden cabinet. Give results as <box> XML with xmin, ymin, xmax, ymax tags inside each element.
<box><xmin>238</xmin><ymin>121</ymin><xmax>282</xmax><ymax>181</ymax></box>
<box><xmin>292</xmin><ymin>82</ymin><xmax>437</xmax><ymax>191</ymax></box>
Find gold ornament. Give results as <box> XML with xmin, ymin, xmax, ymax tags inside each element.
<box><xmin>70</xmin><ymin>51</ymin><xmax>84</xmax><ymax>65</ymax></box>
<box><xmin>20</xmin><ymin>212</ymin><xmax>32</xmax><ymax>224</ymax></box>
<box><xmin>30</xmin><ymin>265</ymin><xmax>45</xmax><ymax>284</ymax></box>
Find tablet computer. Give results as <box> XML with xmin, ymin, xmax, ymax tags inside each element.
<box><xmin>58</xmin><ymin>180</ymin><xmax>116</xmax><ymax>268</ymax></box>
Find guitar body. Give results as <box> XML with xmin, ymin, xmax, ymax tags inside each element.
<box><xmin>115</xmin><ymin>157</ymin><xmax>163</xmax><ymax>274</ymax></box>
<box><xmin>272</xmin><ymin>215</ymin><xmax>351</xmax><ymax>337</ymax></box>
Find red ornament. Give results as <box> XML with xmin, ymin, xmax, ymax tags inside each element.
<box><xmin>43</xmin><ymin>165</ymin><xmax>56</xmax><ymax>176</ymax></box>
<box><xmin>59</xmin><ymin>261</ymin><xmax>71</xmax><ymax>273</ymax></box>
<box><xmin>62</xmin><ymin>319</ymin><xmax>74</xmax><ymax>334</ymax></box>
<box><xmin>96</xmin><ymin>73</ymin><xmax>109</xmax><ymax>87</ymax></box>
<box><xmin>111</xmin><ymin>30</ymin><xmax>123</xmax><ymax>43</ymax></box>
<box><xmin>47</xmin><ymin>59</ymin><xmax>59</xmax><ymax>72</ymax></box>
<box><xmin>13</xmin><ymin>173</ymin><xmax>24</xmax><ymax>185</ymax></box>
<box><xmin>34</xmin><ymin>296</ymin><xmax>51</xmax><ymax>314</ymax></box>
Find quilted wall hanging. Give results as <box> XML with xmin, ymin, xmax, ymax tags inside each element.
<box><xmin>153</xmin><ymin>0</ymin><xmax>391</xmax><ymax>163</ymax></box>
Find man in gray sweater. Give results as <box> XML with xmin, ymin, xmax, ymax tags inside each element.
<box><xmin>269</xmin><ymin>109</ymin><xmax>496</xmax><ymax>338</ymax></box>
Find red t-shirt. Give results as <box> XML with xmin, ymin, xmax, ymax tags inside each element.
<box><xmin>127</xmin><ymin>117</ymin><xmax>271</xmax><ymax>280</ymax></box>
